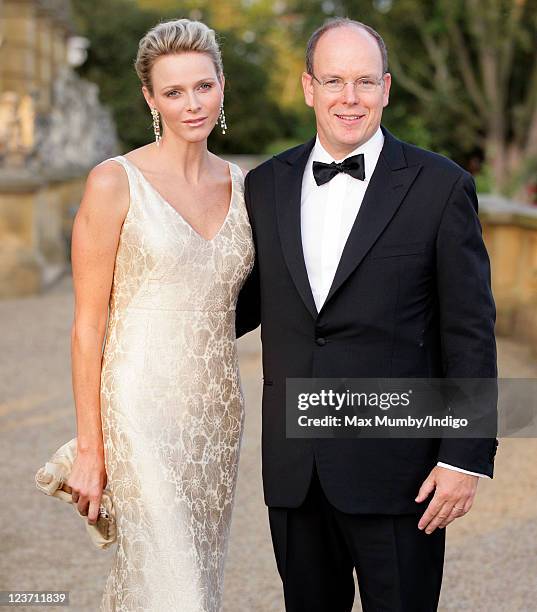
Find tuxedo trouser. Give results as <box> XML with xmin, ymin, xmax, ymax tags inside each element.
<box><xmin>268</xmin><ymin>464</ymin><xmax>445</xmax><ymax>612</ymax></box>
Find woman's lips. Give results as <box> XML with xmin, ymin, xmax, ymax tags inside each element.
<box><xmin>183</xmin><ymin>116</ymin><xmax>208</xmax><ymax>127</ymax></box>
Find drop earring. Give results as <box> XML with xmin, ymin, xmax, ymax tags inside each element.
<box><xmin>151</xmin><ymin>108</ymin><xmax>161</xmax><ymax>146</ymax></box>
<box><xmin>219</xmin><ymin>104</ymin><xmax>227</xmax><ymax>135</ymax></box>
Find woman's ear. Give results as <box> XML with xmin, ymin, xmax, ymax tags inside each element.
<box><xmin>141</xmin><ymin>85</ymin><xmax>155</xmax><ymax>111</ymax></box>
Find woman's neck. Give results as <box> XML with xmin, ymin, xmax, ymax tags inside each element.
<box><xmin>156</xmin><ymin>135</ymin><xmax>212</xmax><ymax>183</ymax></box>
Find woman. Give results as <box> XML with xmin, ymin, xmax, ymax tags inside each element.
<box><xmin>67</xmin><ymin>19</ymin><xmax>254</xmax><ymax>611</ymax></box>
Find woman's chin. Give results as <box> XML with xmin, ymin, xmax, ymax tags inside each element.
<box><xmin>179</xmin><ymin>130</ymin><xmax>213</xmax><ymax>144</ymax></box>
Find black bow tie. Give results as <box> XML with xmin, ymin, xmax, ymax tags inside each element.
<box><xmin>312</xmin><ymin>153</ymin><xmax>365</xmax><ymax>186</ymax></box>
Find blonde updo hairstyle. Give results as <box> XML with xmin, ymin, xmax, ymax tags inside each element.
<box><xmin>134</xmin><ymin>19</ymin><xmax>224</xmax><ymax>95</ymax></box>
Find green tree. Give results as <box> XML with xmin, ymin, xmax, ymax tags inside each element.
<box><xmin>351</xmin><ymin>0</ymin><xmax>537</xmax><ymax>198</ymax></box>
<box><xmin>209</xmin><ymin>29</ymin><xmax>291</xmax><ymax>154</ymax></box>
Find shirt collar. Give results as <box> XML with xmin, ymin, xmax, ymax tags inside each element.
<box><xmin>310</xmin><ymin>126</ymin><xmax>384</xmax><ymax>182</ymax></box>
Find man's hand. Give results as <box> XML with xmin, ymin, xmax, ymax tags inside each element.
<box><xmin>415</xmin><ymin>466</ymin><xmax>478</xmax><ymax>534</ymax></box>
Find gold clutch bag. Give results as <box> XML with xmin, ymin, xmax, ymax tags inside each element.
<box><xmin>35</xmin><ymin>437</ymin><xmax>116</xmax><ymax>550</ymax></box>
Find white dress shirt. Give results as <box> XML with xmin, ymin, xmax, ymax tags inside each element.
<box><xmin>300</xmin><ymin>127</ymin><xmax>488</xmax><ymax>479</ymax></box>
<box><xmin>301</xmin><ymin>128</ymin><xmax>384</xmax><ymax>312</ymax></box>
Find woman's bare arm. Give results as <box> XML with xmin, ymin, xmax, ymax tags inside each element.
<box><xmin>68</xmin><ymin>160</ymin><xmax>129</xmax><ymax>524</ymax></box>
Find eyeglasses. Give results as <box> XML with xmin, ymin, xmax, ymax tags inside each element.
<box><xmin>311</xmin><ymin>74</ymin><xmax>385</xmax><ymax>93</ymax></box>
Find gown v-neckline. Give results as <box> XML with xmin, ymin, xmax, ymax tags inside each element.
<box><xmin>119</xmin><ymin>155</ymin><xmax>235</xmax><ymax>243</ymax></box>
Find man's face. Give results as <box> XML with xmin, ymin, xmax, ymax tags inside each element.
<box><xmin>302</xmin><ymin>26</ymin><xmax>391</xmax><ymax>159</ymax></box>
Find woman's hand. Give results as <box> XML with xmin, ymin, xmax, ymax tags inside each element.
<box><xmin>66</xmin><ymin>447</ymin><xmax>107</xmax><ymax>525</ymax></box>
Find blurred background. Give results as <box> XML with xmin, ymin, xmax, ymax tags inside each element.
<box><xmin>0</xmin><ymin>1</ymin><xmax>536</xmax><ymax>610</ymax></box>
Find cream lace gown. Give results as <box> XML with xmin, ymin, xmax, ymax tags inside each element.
<box><xmin>98</xmin><ymin>156</ymin><xmax>254</xmax><ymax>611</ymax></box>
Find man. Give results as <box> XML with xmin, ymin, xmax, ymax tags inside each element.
<box><xmin>236</xmin><ymin>18</ymin><xmax>497</xmax><ymax>612</ymax></box>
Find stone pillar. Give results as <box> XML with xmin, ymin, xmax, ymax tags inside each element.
<box><xmin>1</xmin><ymin>0</ymin><xmax>38</xmax><ymax>97</ymax></box>
<box><xmin>35</xmin><ymin>4</ymin><xmax>54</xmax><ymax>113</ymax></box>
<box><xmin>0</xmin><ymin>91</ymin><xmax>36</xmax><ymax>167</ymax></box>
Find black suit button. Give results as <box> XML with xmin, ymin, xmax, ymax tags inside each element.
<box><xmin>316</xmin><ymin>337</ymin><xmax>327</xmax><ymax>346</ymax></box>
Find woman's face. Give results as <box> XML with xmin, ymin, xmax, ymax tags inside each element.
<box><xmin>143</xmin><ymin>51</ymin><xmax>224</xmax><ymax>144</ymax></box>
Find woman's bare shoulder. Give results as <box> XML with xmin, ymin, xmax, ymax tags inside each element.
<box><xmin>80</xmin><ymin>159</ymin><xmax>130</xmax><ymax>219</ymax></box>
<box><xmin>90</xmin><ymin>158</ymin><xmax>126</xmax><ymax>186</ymax></box>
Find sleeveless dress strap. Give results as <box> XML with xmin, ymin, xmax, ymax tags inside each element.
<box><xmin>97</xmin><ymin>155</ymin><xmax>138</xmax><ymax>212</ymax></box>
<box><xmin>230</xmin><ymin>161</ymin><xmax>246</xmax><ymax>179</ymax></box>
<box><xmin>103</xmin><ymin>155</ymin><xmax>137</xmax><ymax>184</ymax></box>
<box><xmin>228</xmin><ymin>161</ymin><xmax>246</xmax><ymax>195</ymax></box>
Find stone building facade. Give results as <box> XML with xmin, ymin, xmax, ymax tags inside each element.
<box><xmin>0</xmin><ymin>0</ymin><xmax>117</xmax><ymax>297</ymax></box>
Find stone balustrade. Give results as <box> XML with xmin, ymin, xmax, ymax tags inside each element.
<box><xmin>479</xmin><ymin>195</ymin><xmax>537</xmax><ymax>355</ymax></box>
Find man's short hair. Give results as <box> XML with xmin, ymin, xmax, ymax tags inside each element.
<box><xmin>305</xmin><ymin>18</ymin><xmax>389</xmax><ymax>76</ymax></box>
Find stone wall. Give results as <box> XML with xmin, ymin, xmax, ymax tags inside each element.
<box><xmin>480</xmin><ymin>196</ymin><xmax>537</xmax><ymax>355</ymax></box>
<box><xmin>0</xmin><ymin>167</ymin><xmax>86</xmax><ymax>298</ymax></box>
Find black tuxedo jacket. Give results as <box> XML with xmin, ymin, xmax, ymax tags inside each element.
<box><xmin>236</xmin><ymin>127</ymin><xmax>498</xmax><ymax>514</ymax></box>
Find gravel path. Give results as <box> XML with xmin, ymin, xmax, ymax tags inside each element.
<box><xmin>0</xmin><ymin>275</ymin><xmax>535</xmax><ymax>611</ymax></box>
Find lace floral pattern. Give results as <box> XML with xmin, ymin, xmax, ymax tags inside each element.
<box><xmin>98</xmin><ymin>157</ymin><xmax>254</xmax><ymax>611</ymax></box>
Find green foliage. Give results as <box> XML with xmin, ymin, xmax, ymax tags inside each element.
<box><xmin>264</xmin><ymin>138</ymin><xmax>305</xmax><ymax>155</ymax></box>
<box><xmin>474</xmin><ymin>164</ymin><xmax>494</xmax><ymax>195</ymax></box>
<box><xmin>209</xmin><ymin>30</ymin><xmax>292</xmax><ymax>154</ymax></box>
<box><xmin>71</xmin><ymin>0</ymin><xmax>160</xmax><ymax>151</ymax></box>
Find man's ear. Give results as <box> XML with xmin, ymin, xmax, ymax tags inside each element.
<box><xmin>302</xmin><ymin>72</ymin><xmax>314</xmax><ymax>108</ymax></box>
<box><xmin>382</xmin><ymin>73</ymin><xmax>392</xmax><ymax>108</ymax></box>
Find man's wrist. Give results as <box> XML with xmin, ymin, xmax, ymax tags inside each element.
<box><xmin>437</xmin><ymin>462</ymin><xmax>490</xmax><ymax>479</ymax></box>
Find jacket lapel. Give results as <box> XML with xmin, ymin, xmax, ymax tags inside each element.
<box><xmin>322</xmin><ymin>128</ymin><xmax>422</xmax><ymax>310</ymax></box>
<box><xmin>273</xmin><ymin>138</ymin><xmax>318</xmax><ymax>319</ymax></box>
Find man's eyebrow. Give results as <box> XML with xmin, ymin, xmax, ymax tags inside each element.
<box><xmin>319</xmin><ymin>73</ymin><xmax>377</xmax><ymax>79</ymax></box>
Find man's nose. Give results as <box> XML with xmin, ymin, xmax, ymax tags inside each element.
<box><xmin>342</xmin><ymin>82</ymin><xmax>358</xmax><ymax>104</ymax></box>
